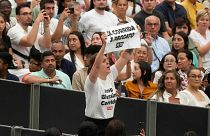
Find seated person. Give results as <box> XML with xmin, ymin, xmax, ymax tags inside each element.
<box><xmin>23</xmin><ymin>51</ymin><xmax>72</xmax><ymax>90</ymax></box>
<box><xmin>0</xmin><ymin>52</ymin><xmax>19</xmax><ymax>81</ymax></box>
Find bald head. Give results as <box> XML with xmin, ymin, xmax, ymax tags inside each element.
<box><xmin>51</xmin><ymin>41</ymin><xmax>66</xmax><ymax>61</ymax></box>
<box><xmin>144</xmin><ymin>15</ymin><xmax>161</xmax><ymax>37</ymax></box>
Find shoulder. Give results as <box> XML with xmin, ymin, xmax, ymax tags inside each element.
<box><xmin>7</xmin><ymin>73</ymin><xmax>19</xmax><ymax>81</ymax></box>
<box><xmin>148</xmin><ymin>81</ymin><xmax>157</xmax><ymax>88</ymax></box>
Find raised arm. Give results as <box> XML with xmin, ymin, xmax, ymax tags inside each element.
<box><xmin>115</xmin><ymin>49</ymin><xmax>132</xmax><ymax>74</ymax></box>
<box><xmin>88</xmin><ymin>34</ymin><xmax>106</xmax><ymax>83</ymax></box>
<box><xmin>38</xmin><ymin>13</ymin><xmax>51</xmax><ymax>49</ymax></box>
<box><xmin>19</xmin><ymin>10</ymin><xmax>45</xmax><ymax>47</ymax></box>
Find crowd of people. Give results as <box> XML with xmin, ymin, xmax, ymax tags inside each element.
<box><xmin>0</xmin><ymin>0</ymin><xmax>210</xmax><ymax>134</ymax></box>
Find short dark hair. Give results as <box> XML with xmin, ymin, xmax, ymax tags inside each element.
<box><xmin>40</xmin><ymin>0</ymin><xmax>55</xmax><ymax>10</ymax></box>
<box><xmin>29</xmin><ymin>50</ymin><xmax>42</xmax><ymax>63</ymax></box>
<box><xmin>41</xmin><ymin>51</ymin><xmax>54</xmax><ymax>62</ymax></box>
<box><xmin>172</xmin><ymin>17</ymin><xmax>191</xmax><ymax>35</ymax></box>
<box><xmin>16</xmin><ymin>2</ymin><xmax>30</xmax><ymax>15</ymax></box>
<box><xmin>105</xmin><ymin>119</ymin><xmax>126</xmax><ymax>136</ymax></box>
<box><xmin>78</xmin><ymin>121</ymin><xmax>98</xmax><ymax>136</ymax></box>
<box><xmin>178</xmin><ymin>50</ymin><xmax>193</xmax><ymax>64</ymax></box>
<box><xmin>45</xmin><ymin>127</ymin><xmax>62</xmax><ymax>136</ymax></box>
<box><xmin>132</xmin><ymin>61</ymin><xmax>152</xmax><ymax>87</ymax></box>
<box><xmin>85</xmin><ymin>45</ymin><xmax>101</xmax><ymax>56</ymax></box>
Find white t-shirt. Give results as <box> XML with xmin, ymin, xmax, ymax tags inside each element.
<box><xmin>84</xmin><ymin>65</ymin><xmax>118</xmax><ymax>119</ymax></box>
<box><xmin>7</xmin><ymin>23</ymin><xmax>41</xmax><ymax>65</ymax></box>
<box><xmin>189</xmin><ymin>29</ymin><xmax>210</xmax><ymax>69</ymax></box>
<box><xmin>79</xmin><ymin>9</ymin><xmax>119</xmax><ymax>40</ymax></box>
<box><xmin>180</xmin><ymin>89</ymin><xmax>210</xmax><ymax>107</ymax></box>
<box><xmin>151</xmin><ymin>90</ymin><xmax>190</xmax><ymax>105</ymax></box>
<box><xmin>38</xmin><ymin>18</ymin><xmax>69</xmax><ymax>36</ymax></box>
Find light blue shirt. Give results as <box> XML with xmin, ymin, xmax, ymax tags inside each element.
<box><xmin>151</xmin><ymin>37</ymin><xmax>171</xmax><ymax>72</ymax></box>
<box><xmin>30</xmin><ymin>69</ymin><xmax>72</xmax><ymax>90</ymax></box>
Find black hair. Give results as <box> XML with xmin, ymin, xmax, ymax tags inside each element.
<box><xmin>157</xmin><ymin>52</ymin><xmax>177</xmax><ymax>72</ymax></box>
<box><xmin>0</xmin><ymin>52</ymin><xmax>14</xmax><ymax>69</ymax></box>
<box><xmin>0</xmin><ymin>13</ymin><xmax>7</xmax><ymax>37</ymax></box>
<box><xmin>29</xmin><ymin>49</ymin><xmax>42</xmax><ymax>63</ymax></box>
<box><xmin>78</xmin><ymin>121</ymin><xmax>98</xmax><ymax>136</ymax></box>
<box><xmin>172</xmin><ymin>17</ymin><xmax>191</xmax><ymax>35</ymax></box>
<box><xmin>172</xmin><ymin>31</ymin><xmax>189</xmax><ymax>55</ymax></box>
<box><xmin>40</xmin><ymin>0</ymin><xmax>55</xmax><ymax>10</ymax></box>
<box><xmin>68</xmin><ymin>31</ymin><xmax>86</xmax><ymax>70</ymax></box>
<box><xmin>41</xmin><ymin>51</ymin><xmax>54</xmax><ymax>62</ymax></box>
<box><xmin>178</xmin><ymin>50</ymin><xmax>193</xmax><ymax>64</ymax></box>
<box><xmin>85</xmin><ymin>45</ymin><xmax>101</xmax><ymax>55</ymax></box>
<box><xmin>45</xmin><ymin>127</ymin><xmax>62</xmax><ymax>136</ymax></box>
<box><xmin>105</xmin><ymin>119</ymin><xmax>126</xmax><ymax>136</ymax></box>
<box><xmin>16</xmin><ymin>2</ymin><xmax>30</xmax><ymax>15</ymax></box>
<box><xmin>132</xmin><ymin>61</ymin><xmax>152</xmax><ymax>87</ymax></box>
<box><xmin>0</xmin><ymin>0</ymin><xmax>12</xmax><ymax>22</ymax></box>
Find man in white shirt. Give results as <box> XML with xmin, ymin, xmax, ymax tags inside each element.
<box><xmin>39</xmin><ymin>0</ymin><xmax>78</xmax><ymax>42</ymax></box>
<box><xmin>144</xmin><ymin>16</ymin><xmax>171</xmax><ymax>73</ymax></box>
<box><xmin>79</xmin><ymin>0</ymin><xmax>119</xmax><ymax>44</ymax></box>
<box><xmin>7</xmin><ymin>2</ymin><xmax>51</xmax><ymax>66</ymax></box>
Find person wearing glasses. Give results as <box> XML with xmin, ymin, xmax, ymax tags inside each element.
<box><xmin>153</xmin><ymin>52</ymin><xmax>177</xmax><ymax>84</ymax></box>
<box><xmin>7</xmin><ymin>2</ymin><xmax>51</xmax><ymax>67</ymax></box>
<box><xmin>180</xmin><ymin>68</ymin><xmax>210</xmax><ymax>107</ymax></box>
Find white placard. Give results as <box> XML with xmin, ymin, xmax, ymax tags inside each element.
<box><xmin>104</xmin><ymin>22</ymin><xmax>141</xmax><ymax>54</ymax></box>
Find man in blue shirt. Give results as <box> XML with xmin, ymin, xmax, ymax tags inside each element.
<box><xmin>156</xmin><ymin>0</ymin><xmax>187</xmax><ymax>35</ymax></box>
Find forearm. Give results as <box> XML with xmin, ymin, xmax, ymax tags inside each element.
<box><xmin>198</xmin><ymin>41</ymin><xmax>210</xmax><ymax>56</ymax></box>
<box><xmin>26</xmin><ymin>21</ymin><xmax>40</xmax><ymax>45</ymax></box>
<box><xmin>40</xmin><ymin>24</ymin><xmax>52</xmax><ymax>48</ymax></box>
<box><xmin>23</xmin><ymin>75</ymin><xmax>50</xmax><ymax>84</ymax></box>
<box><xmin>51</xmin><ymin>20</ymin><xmax>65</xmax><ymax>41</ymax></box>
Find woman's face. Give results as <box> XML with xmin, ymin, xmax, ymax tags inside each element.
<box><xmin>188</xmin><ymin>69</ymin><xmax>202</xmax><ymax>89</ymax></box>
<box><xmin>177</xmin><ymin>52</ymin><xmax>191</xmax><ymax>71</ymax></box>
<box><xmin>163</xmin><ymin>54</ymin><xmax>177</xmax><ymax>71</ymax></box>
<box><xmin>133</xmin><ymin>46</ymin><xmax>148</xmax><ymax>62</ymax></box>
<box><xmin>164</xmin><ymin>72</ymin><xmax>177</xmax><ymax>92</ymax></box>
<box><xmin>68</xmin><ymin>34</ymin><xmax>81</xmax><ymax>51</ymax></box>
<box><xmin>91</xmin><ymin>33</ymin><xmax>102</xmax><ymax>45</ymax></box>
<box><xmin>29</xmin><ymin>58</ymin><xmax>41</xmax><ymax>72</ymax></box>
<box><xmin>0</xmin><ymin>16</ymin><xmax>6</xmax><ymax>33</ymax></box>
<box><xmin>132</xmin><ymin>63</ymin><xmax>142</xmax><ymax>80</ymax></box>
<box><xmin>197</xmin><ymin>15</ymin><xmax>209</xmax><ymax>30</ymax></box>
<box><xmin>173</xmin><ymin>34</ymin><xmax>185</xmax><ymax>51</ymax></box>
<box><xmin>175</xmin><ymin>24</ymin><xmax>189</xmax><ymax>34</ymax></box>
<box><xmin>101</xmin><ymin>55</ymin><xmax>111</xmax><ymax>74</ymax></box>
<box><xmin>116</xmin><ymin>0</ymin><xmax>128</xmax><ymax>15</ymax></box>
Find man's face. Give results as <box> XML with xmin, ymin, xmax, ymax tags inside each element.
<box><xmin>41</xmin><ymin>55</ymin><xmax>56</xmax><ymax>73</ymax></box>
<box><xmin>93</xmin><ymin>0</ymin><xmax>107</xmax><ymax>10</ymax></box>
<box><xmin>17</xmin><ymin>7</ymin><xmax>32</xmax><ymax>26</ymax></box>
<box><xmin>144</xmin><ymin>16</ymin><xmax>160</xmax><ymax>37</ymax></box>
<box><xmin>44</xmin><ymin>3</ymin><xmax>55</xmax><ymax>18</ymax></box>
<box><xmin>142</xmin><ymin>0</ymin><xmax>156</xmax><ymax>11</ymax></box>
<box><xmin>51</xmin><ymin>43</ymin><xmax>66</xmax><ymax>62</ymax></box>
<box><xmin>0</xmin><ymin>1</ymin><xmax>12</xmax><ymax>16</ymax></box>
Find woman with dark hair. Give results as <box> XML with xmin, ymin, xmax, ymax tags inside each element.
<box><xmin>105</xmin><ymin>119</ymin><xmax>126</xmax><ymax>136</ymax></box>
<box><xmin>124</xmin><ymin>61</ymin><xmax>157</xmax><ymax>99</ymax></box>
<box><xmin>153</xmin><ymin>52</ymin><xmax>177</xmax><ymax>84</ymax></box>
<box><xmin>151</xmin><ymin>70</ymin><xmax>189</xmax><ymax>104</ymax></box>
<box><xmin>177</xmin><ymin>50</ymin><xmax>194</xmax><ymax>91</ymax></box>
<box><xmin>91</xmin><ymin>32</ymin><xmax>103</xmax><ymax>46</ymax></box>
<box><xmin>180</xmin><ymin>68</ymin><xmax>210</xmax><ymax>107</ymax></box>
<box><xmin>64</xmin><ymin>31</ymin><xmax>86</xmax><ymax>70</ymax></box>
<box><xmin>169</xmin><ymin>17</ymin><xmax>199</xmax><ymax>60</ymax></box>
<box><xmin>172</xmin><ymin>31</ymin><xmax>198</xmax><ymax>68</ymax></box>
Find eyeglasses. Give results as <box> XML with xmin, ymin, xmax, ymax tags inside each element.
<box><xmin>29</xmin><ymin>62</ymin><xmax>40</xmax><ymax>66</ymax></box>
<box><xmin>20</xmin><ymin>12</ymin><xmax>32</xmax><ymax>16</ymax></box>
<box><xmin>189</xmin><ymin>75</ymin><xmax>202</xmax><ymax>79</ymax></box>
<box><xmin>146</xmin><ymin>23</ymin><xmax>159</xmax><ymax>27</ymax></box>
<box><xmin>164</xmin><ymin>59</ymin><xmax>176</xmax><ymax>63</ymax></box>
